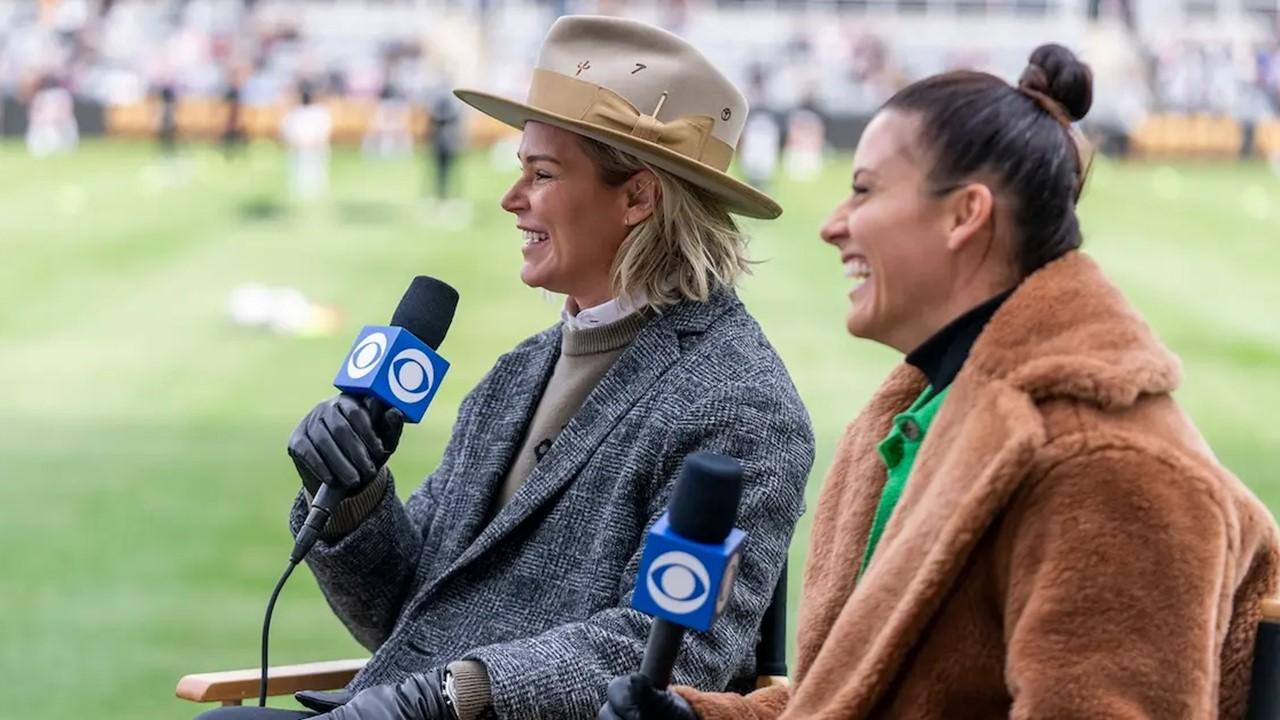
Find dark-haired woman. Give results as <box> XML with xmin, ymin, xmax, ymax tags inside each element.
<box><xmin>600</xmin><ymin>44</ymin><xmax>1280</xmax><ymax>720</ymax></box>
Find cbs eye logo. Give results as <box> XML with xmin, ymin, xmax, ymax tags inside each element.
<box><xmin>387</xmin><ymin>348</ymin><xmax>435</xmax><ymax>404</ymax></box>
<box><xmin>347</xmin><ymin>332</ymin><xmax>389</xmax><ymax>379</ymax></box>
<box><xmin>646</xmin><ymin>551</ymin><xmax>711</xmax><ymax>615</ymax></box>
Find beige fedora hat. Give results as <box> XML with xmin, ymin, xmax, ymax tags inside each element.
<box><xmin>454</xmin><ymin>15</ymin><xmax>781</xmax><ymax>219</ymax></box>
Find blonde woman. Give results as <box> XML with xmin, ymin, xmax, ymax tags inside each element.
<box><xmin>202</xmin><ymin>16</ymin><xmax>815</xmax><ymax>720</ymax></box>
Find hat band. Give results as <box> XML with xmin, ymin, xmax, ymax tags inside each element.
<box><xmin>526</xmin><ymin>68</ymin><xmax>734</xmax><ymax>172</ymax></box>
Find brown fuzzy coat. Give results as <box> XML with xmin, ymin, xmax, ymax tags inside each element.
<box><xmin>677</xmin><ymin>252</ymin><xmax>1279</xmax><ymax>719</ymax></box>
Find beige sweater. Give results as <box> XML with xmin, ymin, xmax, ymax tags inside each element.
<box><xmin>491</xmin><ymin>310</ymin><xmax>650</xmax><ymax>514</ymax></box>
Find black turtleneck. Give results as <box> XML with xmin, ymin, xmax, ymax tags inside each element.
<box><xmin>905</xmin><ymin>288</ymin><xmax>1015</xmax><ymax>392</ymax></box>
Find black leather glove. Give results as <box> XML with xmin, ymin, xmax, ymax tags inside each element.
<box><xmin>317</xmin><ymin>669</ymin><xmax>454</xmax><ymax>720</ymax></box>
<box><xmin>287</xmin><ymin>394</ymin><xmax>405</xmax><ymax>497</ymax></box>
<box><xmin>598</xmin><ymin>673</ymin><xmax>697</xmax><ymax>720</ymax></box>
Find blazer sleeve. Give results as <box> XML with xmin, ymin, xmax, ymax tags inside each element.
<box><xmin>998</xmin><ymin>444</ymin><xmax>1236</xmax><ymax>720</ymax></box>
<box><xmin>286</xmin><ymin>388</ymin><xmax>480</xmax><ymax>651</ymax></box>
<box><xmin>462</xmin><ymin>375</ymin><xmax>814</xmax><ymax>719</ymax></box>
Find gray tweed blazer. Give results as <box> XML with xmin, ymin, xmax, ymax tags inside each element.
<box><xmin>288</xmin><ymin>288</ymin><xmax>815</xmax><ymax>719</ymax></box>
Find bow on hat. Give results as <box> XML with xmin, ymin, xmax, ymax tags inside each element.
<box><xmin>527</xmin><ymin>69</ymin><xmax>734</xmax><ymax>172</ymax></box>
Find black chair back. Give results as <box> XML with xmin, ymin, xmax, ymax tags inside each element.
<box><xmin>754</xmin><ymin>561</ymin><xmax>789</xmax><ymax>680</ymax></box>
<box><xmin>1248</xmin><ymin>607</ymin><xmax>1280</xmax><ymax>719</ymax></box>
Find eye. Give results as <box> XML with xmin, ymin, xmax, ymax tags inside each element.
<box><xmin>534</xmin><ymin>170</ymin><xmax>553</xmax><ymax>180</ymax></box>
<box><xmin>852</xmin><ymin>184</ymin><xmax>871</xmax><ymax>196</ymax></box>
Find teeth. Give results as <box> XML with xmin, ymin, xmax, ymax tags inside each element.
<box><xmin>521</xmin><ymin>229</ymin><xmax>549</xmax><ymax>246</ymax></box>
<box><xmin>843</xmin><ymin>258</ymin><xmax>871</xmax><ymax>281</ymax></box>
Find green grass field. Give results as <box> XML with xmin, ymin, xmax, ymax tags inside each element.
<box><xmin>1</xmin><ymin>140</ymin><xmax>1278</xmax><ymax>719</ymax></box>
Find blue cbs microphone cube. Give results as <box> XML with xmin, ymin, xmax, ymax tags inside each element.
<box><xmin>333</xmin><ymin>325</ymin><xmax>450</xmax><ymax>423</ymax></box>
<box><xmin>631</xmin><ymin>513</ymin><xmax>747</xmax><ymax>633</ymax></box>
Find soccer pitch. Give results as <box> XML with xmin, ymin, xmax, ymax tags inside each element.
<box><xmin>1</xmin><ymin>140</ymin><xmax>1277</xmax><ymax>718</ymax></box>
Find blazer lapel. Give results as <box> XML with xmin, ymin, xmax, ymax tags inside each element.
<box><xmin>439</xmin><ymin>320</ymin><xmax>682</xmax><ymax>580</ymax></box>
<box><xmin>429</xmin><ymin>331</ymin><xmax>561</xmax><ymax>572</ymax></box>
<box><xmin>789</xmin><ymin>375</ymin><xmax>1047</xmax><ymax>719</ymax></box>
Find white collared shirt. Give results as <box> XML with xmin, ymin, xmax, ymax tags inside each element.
<box><xmin>561</xmin><ymin>294</ymin><xmax>645</xmax><ymax>330</ymax></box>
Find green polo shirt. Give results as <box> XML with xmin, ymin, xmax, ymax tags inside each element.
<box><xmin>856</xmin><ymin>384</ymin><xmax>951</xmax><ymax>579</ymax></box>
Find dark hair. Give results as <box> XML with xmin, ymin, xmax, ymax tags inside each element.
<box><xmin>884</xmin><ymin>43</ymin><xmax>1093</xmax><ymax>276</ymax></box>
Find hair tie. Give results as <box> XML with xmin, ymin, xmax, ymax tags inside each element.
<box><xmin>1016</xmin><ymin>64</ymin><xmax>1091</xmax><ymax>202</ymax></box>
<box><xmin>1017</xmin><ymin>65</ymin><xmax>1073</xmax><ymax>128</ymax></box>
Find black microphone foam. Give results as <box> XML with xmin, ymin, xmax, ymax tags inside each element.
<box><xmin>669</xmin><ymin>452</ymin><xmax>743</xmax><ymax>544</ymax></box>
<box><xmin>391</xmin><ymin>275</ymin><xmax>459</xmax><ymax>350</ymax></box>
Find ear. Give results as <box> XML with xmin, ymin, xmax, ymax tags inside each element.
<box><xmin>622</xmin><ymin>169</ymin><xmax>660</xmax><ymax>227</ymax></box>
<box><xmin>943</xmin><ymin>182</ymin><xmax>994</xmax><ymax>253</ymax></box>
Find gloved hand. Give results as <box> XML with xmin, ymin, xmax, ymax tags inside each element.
<box><xmin>317</xmin><ymin>669</ymin><xmax>454</xmax><ymax>720</ymax></box>
<box><xmin>598</xmin><ymin>673</ymin><xmax>697</xmax><ymax>720</ymax></box>
<box><xmin>287</xmin><ymin>394</ymin><xmax>405</xmax><ymax>498</ymax></box>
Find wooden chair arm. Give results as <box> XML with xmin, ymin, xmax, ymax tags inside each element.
<box><xmin>176</xmin><ymin>658</ymin><xmax>368</xmax><ymax>707</ymax></box>
<box><xmin>755</xmin><ymin>675</ymin><xmax>790</xmax><ymax>690</ymax></box>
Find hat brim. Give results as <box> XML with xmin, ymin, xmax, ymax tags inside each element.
<box><xmin>453</xmin><ymin>88</ymin><xmax>782</xmax><ymax>220</ymax></box>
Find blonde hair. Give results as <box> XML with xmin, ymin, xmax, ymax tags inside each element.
<box><xmin>577</xmin><ymin>136</ymin><xmax>753</xmax><ymax>308</ymax></box>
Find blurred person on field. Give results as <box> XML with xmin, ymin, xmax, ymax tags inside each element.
<box><xmin>221</xmin><ymin>80</ymin><xmax>246</xmax><ymax>158</ymax></box>
<box><xmin>602</xmin><ymin>43</ymin><xmax>1280</xmax><ymax>720</ymax></box>
<box><xmin>738</xmin><ymin>66</ymin><xmax>780</xmax><ymax>192</ymax></box>
<box><xmin>282</xmin><ymin>84</ymin><xmax>332</xmax><ymax>199</ymax></box>
<box><xmin>157</xmin><ymin>84</ymin><xmax>178</xmax><ymax>157</ymax></box>
<box><xmin>425</xmin><ymin>85</ymin><xmax>464</xmax><ymax>202</ymax></box>
<box><xmin>363</xmin><ymin>82</ymin><xmax>414</xmax><ymax>159</ymax></box>
<box><xmin>25</xmin><ymin>76</ymin><xmax>78</xmax><ymax>157</ymax></box>
<box><xmin>782</xmin><ymin>103</ymin><xmax>825</xmax><ymax>181</ymax></box>
<box><xmin>200</xmin><ymin>16</ymin><xmax>813</xmax><ymax>720</ymax></box>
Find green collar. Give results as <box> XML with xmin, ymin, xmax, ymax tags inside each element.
<box><xmin>858</xmin><ymin>384</ymin><xmax>950</xmax><ymax>579</ymax></box>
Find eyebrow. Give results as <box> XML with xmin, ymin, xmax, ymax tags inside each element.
<box><xmin>519</xmin><ymin>154</ymin><xmax>563</xmax><ymax>166</ymax></box>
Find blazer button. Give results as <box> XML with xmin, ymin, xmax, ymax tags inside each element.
<box><xmin>900</xmin><ymin>419</ymin><xmax>922</xmax><ymax>442</ymax></box>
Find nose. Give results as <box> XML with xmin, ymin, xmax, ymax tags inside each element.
<box><xmin>819</xmin><ymin>197</ymin><xmax>852</xmax><ymax>247</ymax></box>
<box><xmin>500</xmin><ymin>177</ymin><xmax>528</xmax><ymax>214</ymax></box>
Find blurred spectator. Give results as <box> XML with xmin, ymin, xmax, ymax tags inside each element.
<box><xmin>783</xmin><ymin>106</ymin><xmax>826</xmax><ymax>182</ymax></box>
<box><xmin>363</xmin><ymin>82</ymin><xmax>414</xmax><ymax>159</ymax></box>
<box><xmin>845</xmin><ymin>32</ymin><xmax>905</xmax><ymax>114</ymax></box>
<box><xmin>26</xmin><ymin>76</ymin><xmax>78</xmax><ymax>156</ymax></box>
<box><xmin>739</xmin><ymin>67</ymin><xmax>781</xmax><ymax>192</ymax></box>
<box><xmin>220</xmin><ymin>80</ymin><xmax>246</xmax><ymax>157</ymax></box>
<box><xmin>1259</xmin><ymin>42</ymin><xmax>1280</xmax><ymax>112</ymax></box>
<box><xmin>281</xmin><ymin>85</ymin><xmax>331</xmax><ymax>199</ymax></box>
<box><xmin>425</xmin><ymin>86</ymin><xmax>463</xmax><ymax>201</ymax></box>
<box><xmin>157</xmin><ymin>83</ymin><xmax>177</xmax><ymax>155</ymax></box>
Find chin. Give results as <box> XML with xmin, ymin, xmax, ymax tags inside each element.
<box><xmin>844</xmin><ymin>308</ymin><xmax>880</xmax><ymax>343</ymax></box>
<box><xmin>845</xmin><ymin>318</ymin><xmax>867</xmax><ymax>339</ymax></box>
<box><xmin>844</xmin><ymin>306</ymin><xmax>867</xmax><ymax>337</ymax></box>
<box><xmin>520</xmin><ymin>265</ymin><xmax>547</xmax><ymax>289</ymax></box>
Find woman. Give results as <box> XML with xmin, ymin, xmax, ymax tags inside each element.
<box><xmin>603</xmin><ymin>44</ymin><xmax>1279</xmax><ymax>719</ymax></box>
<box><xmin>203</xmin><ymin>15</ymin><xmax>815</xmax><ymax>720</ymax></box>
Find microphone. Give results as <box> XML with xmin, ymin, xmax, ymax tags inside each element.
<box><xmin>291</xmin><ymin>276</ymin><xmax>459</xmax><ymax>563</ymax></box>
<box><xmin>631</xmin><ymin>452</ymin><xmax>746</xmax><ymax>689</ymax></box>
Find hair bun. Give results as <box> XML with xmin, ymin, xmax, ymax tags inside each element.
<box><xmin>1020</xmin><ymin>43</ymin><xmax>1093</xmax><ymax>122</ymax></box>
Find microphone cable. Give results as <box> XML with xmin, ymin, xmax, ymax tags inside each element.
<box><xmin>259</xmin><ymin>559</ymin><xmax>300</xmax><ymax>707</ymax></box>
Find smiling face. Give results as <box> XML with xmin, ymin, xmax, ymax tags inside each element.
<box><xmin>500</xmin><ymin>122</ymin><xmax>638</xmax><ymax>309</ymax></box>
<box><xmin>820</xmin><ymin>108</ymin><xmax>1009</xmax><ymax>354</ymax></box>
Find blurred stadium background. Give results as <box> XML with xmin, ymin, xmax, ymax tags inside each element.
<box><xmin>0</xmin><ymin>0</ymin><xmax>1278</xmax><ymax>717</ymax></box>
